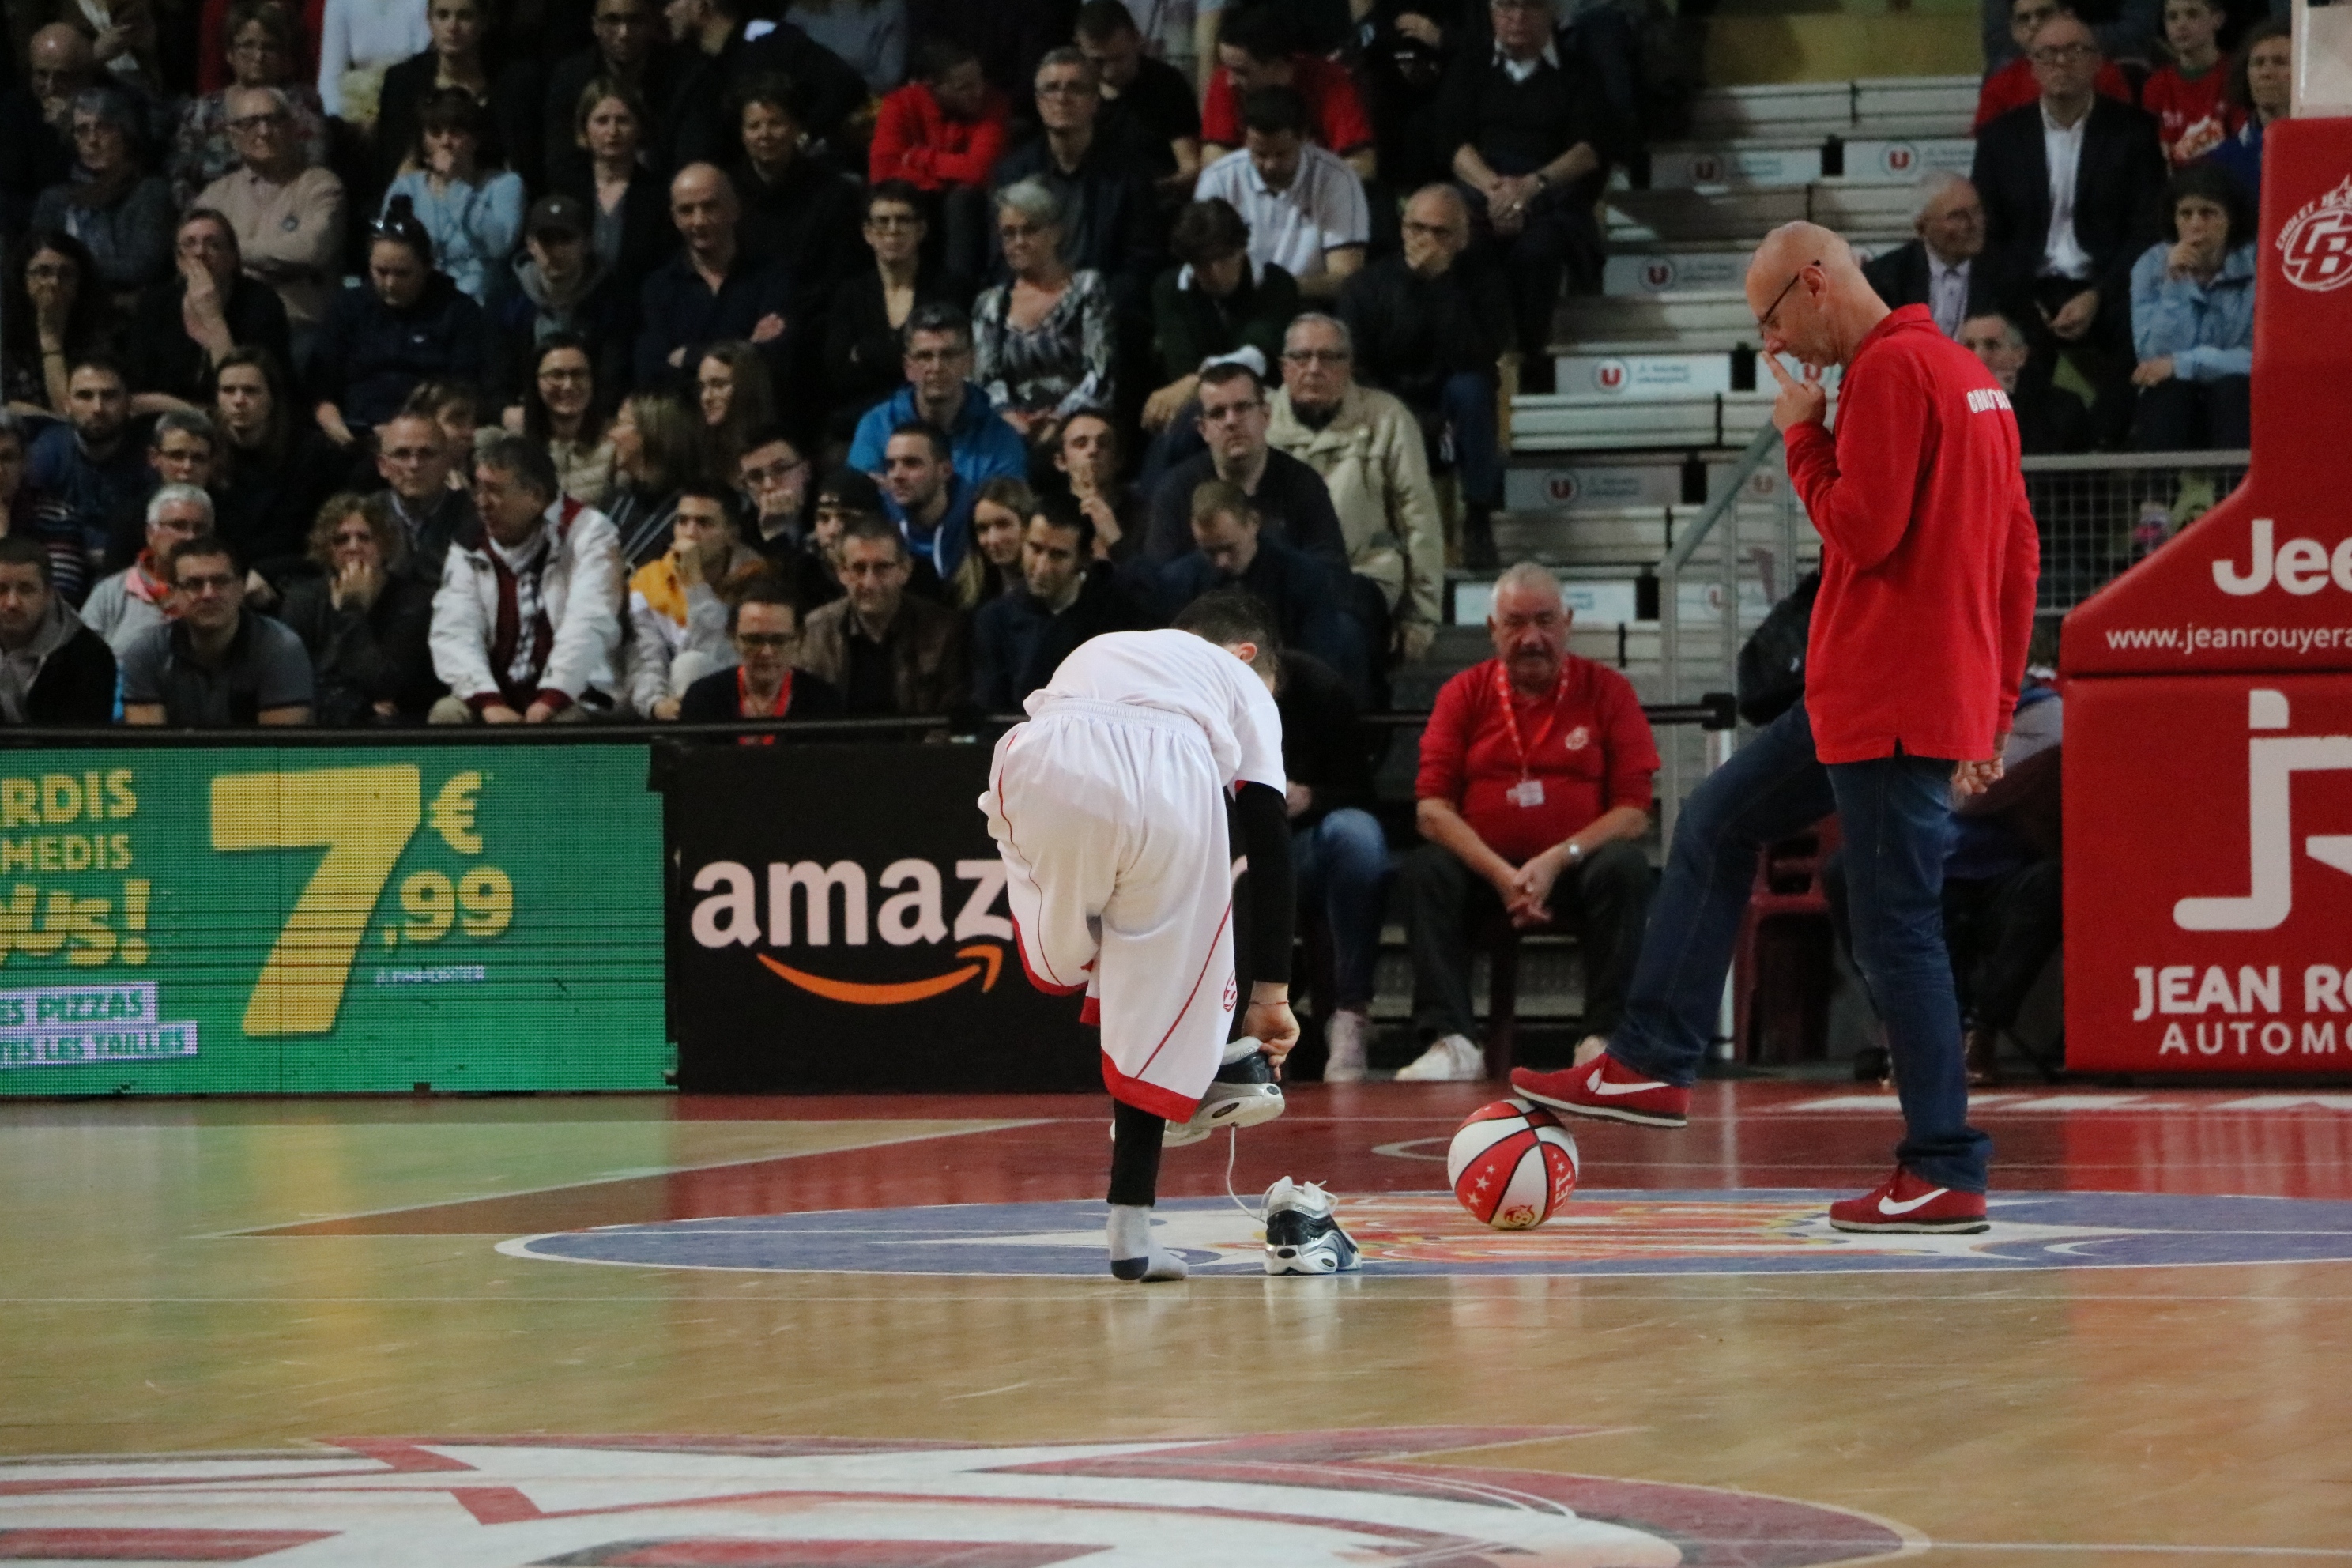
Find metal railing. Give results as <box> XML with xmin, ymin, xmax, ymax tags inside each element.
<box><xmin>2023</xmin><ymin>449</ymin><xmax>2249</xmax><ymax>612</ymax></box>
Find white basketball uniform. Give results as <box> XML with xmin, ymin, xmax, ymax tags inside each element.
<box><xmin>979</xmin><ymin>630</ymin><xmax>1287</xmax><ymax>1121</ymax></box>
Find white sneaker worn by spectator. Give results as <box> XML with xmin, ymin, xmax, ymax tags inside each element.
<box><xmin>1323</xmin><ymin>1009</ymin><xmax>1369</xmax><ymax>1083</ymax></box>
<box><xmin>1393</xmin><ymin>1033</ymin><xmax>1483</xmax><ymax>1082</ymax></box>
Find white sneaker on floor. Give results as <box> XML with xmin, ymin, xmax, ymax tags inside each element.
<box><xmin>1323</xmin><ymin>1009</ymin><xmax>1370</xmax><ymax>1083</ymax></box>
<box><xmin>1262</xmin><ymin>1177</ymin><xmax>1362</xmax><ymax>1274</ymax></box>
<box><xmin>1393</xmin><ymin>1033</ymin><xmax>1483</xmax><ymax>1082</ymax></box>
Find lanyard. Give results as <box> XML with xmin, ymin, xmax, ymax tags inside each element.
<box><xmin>1493</xmin><ymin>662</ymin><xmax>1570</xmax><ymax>781</ymax></box>
<box><xmin>737</xmin><ymin>667</ymin><xmax>793</xmax><ymax>744</ymax></box>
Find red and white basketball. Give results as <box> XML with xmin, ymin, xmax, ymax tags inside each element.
<box><xmin>1447</xmin><ymin>1098</ymin><xmax>1580</xmax><ymax>1230</ymax></box>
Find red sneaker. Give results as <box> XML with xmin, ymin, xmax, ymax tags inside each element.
<box><xmin>1827</xmin><ymin>1167</ymin><xmax>1989</xmax><ymax>1234</ymax></box>
<box><xmin>1510</xmin><ymin>1054</ymin><xmax>1690</xmax><ymax>1128</ymax></box>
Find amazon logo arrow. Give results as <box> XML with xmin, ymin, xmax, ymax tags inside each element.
<box><xmin>757</xmin><ymin>944</ymin><xmax>1004</xmax><ymax>1005</ymax></box>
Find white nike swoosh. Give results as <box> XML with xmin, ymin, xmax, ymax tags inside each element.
<box><xmin>1877</xmin><ymin>1187</ymin><xmax>1951</xmax><ymax>1216</ymax></box>
<box><xmin>1586</xmin><ymin>1066</ymin><xmax>1670</xmax><ymax>1097</ymax></box>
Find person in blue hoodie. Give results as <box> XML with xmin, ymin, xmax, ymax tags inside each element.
<box><xmin>2129</xmin><ymin>162</ymin><xmax>2255</xmax><ymax>451</ymax></box>
<box><xmin>845</xmin><ymin>302</ymin><xmax>1027</xmax><ymax>489</ymax></box>
<box><xmin>876</xmin><ymin>421</ymin><xmax>978</xmax><ymax>581</ymax></box>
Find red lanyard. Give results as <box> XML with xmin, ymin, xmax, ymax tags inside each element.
<box><xmin>1493</xmin><ymin>662</ymin><xmax>1570</xmax><ymax>781</ymax></box>
<box><xmin>737</xmin><ymin>668</ymin><xmax>793</xmax><ymax>744</ymax></box>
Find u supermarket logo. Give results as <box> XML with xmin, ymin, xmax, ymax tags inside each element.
<box><xmin>1642</xmin><ymin>258</ymin><xmax>1675</xmax><ymax>289</ymax></box>
<box><xmin>1594</xmin><ymin>359</ymin><xmax>1628</xmax><ymax>391</ymax></box>
<box><xmin>1882</xmin><ymin>143</ymin><xmax>1915</xmax><ymax>174</ymax></box>
<box><xmin>688</xmin><ymin>857</ymin><xmax>1012</xmax><ymax>1004</ymax></box>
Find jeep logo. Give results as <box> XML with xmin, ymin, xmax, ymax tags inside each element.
<box><xmin>2213</xmin><ymin>518</ymin><xmax>2352</xmax><ymax>596</ymax></box>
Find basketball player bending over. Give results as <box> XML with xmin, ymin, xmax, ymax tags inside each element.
<box><xmin>981</xmin><ymin>592</ymin><xmax>1306</xmax><ymax>1281</ymax></box>
<box><xmin>1513</xmin><ymin>222</ymin><xmax>2039</xmax><ymax>1234</ymax></box>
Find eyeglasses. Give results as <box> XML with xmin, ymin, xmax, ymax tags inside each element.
<box><xmin>998</xmin><ymin>220</ymin><xmax>1049</xmax><ymax>240</ymax></box>
<box><xmin>736</xmin><ymin>631</ymin><xmax>797</xmax><ymax>648</ymax></box>
<box><xmin>742</xmin><ymin>456</ymin><xmax>808</xmax><ymax>487</ymax></box>
<box><xmin>228</xmin><ymin>111</ymin><xmax>292</xmax><ymax>131</ymax></box>
<box><xmin>1755</xmin><ymin>262</ymin><xmax>1815</xmax><ymax>332</ymax></box>
<box><xmin>2030</xmin><ymin>43</ymin><xmax>2098</xmax><ymax>62</ymax></box>
<box><xmin>1283</xmin><ymin>348</ymin><xmax>1350</xmax><ymax>364</ymax></box>
<box><xmin>381</xmin><ymin>443</ymin><xmax>439</xmax><ymax>463</ymax></box>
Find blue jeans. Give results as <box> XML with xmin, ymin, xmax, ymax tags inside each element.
<box><xmin>1611</xmin><ymin>703</ymin><xmax>1992</xmax><ymax>1192</ymax></box>
<box><xmin>1438</xmin><ymin>371</ymin><xmax>1502</xmax><ymax>508</ymax></box>
<box><xmin>1291</xmin><ymin>807</ymin><xmax>1391</xmax><ymax>1012</ymax></box>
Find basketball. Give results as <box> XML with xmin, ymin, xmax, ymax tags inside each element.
<box><xmin>1447</xmin><ymin>1098</ymin><xmax>1581</xmax><ymax>1229</ymax></box>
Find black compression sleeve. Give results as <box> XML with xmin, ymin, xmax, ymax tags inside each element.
<box><xmin>1232</xmin><ymin>781</ymin><xmax>1295</xmax><ymax>988</ymax></box>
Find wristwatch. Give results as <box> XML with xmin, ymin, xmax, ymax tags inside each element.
<box><xmin>1564</xmin><ymin>840</ymin><xmax>1584</xmax><ymax>865</ymax></box>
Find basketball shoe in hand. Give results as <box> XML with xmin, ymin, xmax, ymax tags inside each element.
<box><xmin>1164</xmin><ymin>1042</ymin><xmax>1285</xmax><ymax>1148</ymax></box>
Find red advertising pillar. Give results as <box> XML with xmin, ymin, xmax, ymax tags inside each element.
<box><xmin>2061</xmin><ymin>118</ymin><xmax>2352</xmax><ymax>1076</ymax></box>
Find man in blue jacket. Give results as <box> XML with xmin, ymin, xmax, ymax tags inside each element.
<box><xmin>846</xmin><ymin>304</ymin><xmax>1027</xmax><ymax>489</ymax></box>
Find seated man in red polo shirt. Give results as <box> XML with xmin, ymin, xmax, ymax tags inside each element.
<box><xmin>1393</xmin><ymin>562</ymin><xmax>1659</xmax><ymax>1081</ymax></box>
<box><xmin>1200</xmin><ymin>6</ymin><xmax>1377</xmax><ymax>179</ymax></box>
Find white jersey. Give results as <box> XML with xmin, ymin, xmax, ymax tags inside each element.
<box><xmin>1025</xmin><ymin>629</ymin><xmax>1286</xmax><ymax>794</ymax></box>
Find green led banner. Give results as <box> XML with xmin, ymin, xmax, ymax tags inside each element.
<box><xmin>0</xmin><ymin>747</ymin><xmax>667</xmax><ymax>1094</ymax></box>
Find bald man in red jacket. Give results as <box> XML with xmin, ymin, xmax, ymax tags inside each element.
<box><xmin>1513</xmin><ymin>221</ymin><xmax>2039</xmax><ymax>1234</ymax></box>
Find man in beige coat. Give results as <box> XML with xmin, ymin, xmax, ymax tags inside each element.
<box><xmin>1268</xmin><ymin>313</ymin><xmax>1446</xmax><ymax>662</ymax></box>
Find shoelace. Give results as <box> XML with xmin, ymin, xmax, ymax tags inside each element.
<box><xmin>1223</xmin><ymin>1125</ymin><xmax>1260</xmax><ymax>1220</ymax></box>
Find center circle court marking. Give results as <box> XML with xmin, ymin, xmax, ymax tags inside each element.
<box><xmin>501</xmin><ymin>1189</ymin><xmax>2352</xmax><ymax>1277</ymax></box>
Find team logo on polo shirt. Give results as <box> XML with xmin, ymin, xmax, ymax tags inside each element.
<box><xmin>1562</xmin><ymin>725</ymin><xmax>1591</xmax><ymax>751</ymax></box>
<box><xmin>2278</xmin><ymin>175</ymin><xmax>2352</xmax><ymax>292</ymax></box>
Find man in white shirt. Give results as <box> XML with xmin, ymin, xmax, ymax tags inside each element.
<box><xmin>979</xmin><ymin>598</ymin><xmax>1328</xmax><ymax>1281</ymax></box>
<box><xmin>1190</xmin><ymin>86</ymin><xmax>1367</xmax><ymax>300</ymax></box>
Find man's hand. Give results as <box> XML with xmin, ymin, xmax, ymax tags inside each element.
<box><xmin>243</xmin><ymin>570</ymin><xmax>277</xmax><ymax>609</ymax></box>
<box><xmin>1142</xmin><ymin>375</ymin><xmax>1197</xmax><ymax>432</ymax></box>
<box><xmin>1396</xmin><ymin>10</ymin><xmax>1444</xmax><ymax>45</ymax></box>
<box><xmin>750</xmin><ymin>313</ymin><xmax>786</xmax><ymax>345</ymax></box>
<box><xmin>673</xmin><ymin>543</ymin><xmax>704</xmax><ymax>589</ymax></box>
<box><xmin>316</xmin><ymin>404</ymin><xmax>356</xmax><ymax>447</ymax></box>
<box><xmin>481</xmin><ymin>703</ymin><xmax>525</xmax><ymax>724</ymax></box>
<box><xmin>651</xmin><ymin>696</ymin><xmax>683</xmax><ymax>721</ymax></box>
<box><xmin>522</xmin><ymin>699</ymin><xmax>559</xmax><ymax>724</ymax></box>
<box><xmin>1398</xmin><ymin>620</ymin><xmax>1436</xmax><ymax>663</ymax></box>
<box><xmin>1952</xmin><ymin>735</ymin><xmax>2008</xmax><ymax>798</ymax></box>
<box><xmin>1242</xmin><ymin>983</ymin><xmax>1300</xmax><ymax>1067</ymax></box>
<box><xmin>1079</xmin><ymin>494</ymin><xmax>1120</xmax><ymax>557</ymax></box>
<box><xmin>1511</xmin><ymin>844</ymin><xmax>1570</xmax><ymax>925</ymax></box>
<box><xmin>1762</xmin><ymin>350</ymin><xmax>1828</xmax><ymax>432</ymax></box>
<box><xmin>2045</xmin><ymin>288</ymin><xmax>2099</xmax><ymax>342</ymax></box>
<box><xmin>2131</xmin><ymin>356</ymin><xmax>2177</xmax><ymax>387</ymax></box>
<box><xmin>1283</xmin><ymin>781</ymin><xmax>1312</xmax><ymax>819</ymax></box>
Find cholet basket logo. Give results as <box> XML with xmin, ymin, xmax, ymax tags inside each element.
<box><xmin>2277</xmin><ymin>175</ymin><xmax>2352</xmax><ymax>292</ymax></box>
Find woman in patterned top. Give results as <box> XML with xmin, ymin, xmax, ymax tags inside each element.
<box><xmin>971</xmin><ymin>178</ymin><xmax>1114</xmax><ymax>447</ymax></box>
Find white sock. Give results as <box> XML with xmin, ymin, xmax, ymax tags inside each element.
<box><xmin>1106</xmin><ymin>1203</ymin><xmax>1187</xmax><ymax>1282</ymax></box>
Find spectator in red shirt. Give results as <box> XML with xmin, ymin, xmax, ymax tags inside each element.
<box><xmin>1394</xmin><ymin>563</ymin><xmax>1657</xmax><ymax>1083</ymax></box>
<box><xmin>870</xmin><ymin>37</ymin><xmax>1011</xmax><ymax>278</ymax></box>
<box><xmin>1199</xmin><ymin>6</ymin><xmax>1376</xmax><ymax>179</ymax></box>
<box><xmin>1514</xmin><ymin>225</ymin><xmax>2038</xmax><ymax>1237</ymax></box>
<box><xmin>2140</xmin><ymin>0</ymin><xmax>2241</xmax><ymax>165</ymax></box>
<box><xmin>1973</xmin><ymin>0</ymin><xmax>2133</xmax><ymax>132</ymax></box>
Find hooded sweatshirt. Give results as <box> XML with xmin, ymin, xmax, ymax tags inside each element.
<box><xmin>1781</xmin><ymin>305</ymin><xmax>2040</xmax><ymax>765</ymax></box>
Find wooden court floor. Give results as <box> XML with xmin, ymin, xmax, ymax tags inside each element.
<box><xmin>2</xmin><ymin>1080</ymin><xmax>2349</xmax><ymax>1565</ymax></box>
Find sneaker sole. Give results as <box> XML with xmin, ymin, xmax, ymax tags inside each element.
<box><xmin>1265</xmin><ymin>1244</ymin><xmax>1359</xmax><ymax>1274</ymax></box>
<box><xmin>1519</xmin><ymin>1088</ymin><xmax>1687</xmax><ymax>1129</ymax></box>
<box><xmin>1163</xmin><ymin>1086</ymin><xmax>1285</xmax><ymax>1148</ymax></box>
<box><xmin>1827</xmin><ymin>1216</ymin><xmax>1990</xmax><ymax>1234</ymax></box>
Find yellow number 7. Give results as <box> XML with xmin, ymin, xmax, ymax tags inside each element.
<box><xmin>212</xmin><ymin>767</ymin><xmax>423</xmax><ymax>1036</ymax></box>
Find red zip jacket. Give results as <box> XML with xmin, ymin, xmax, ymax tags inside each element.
<box><xmin>869</xmin><ymin>82</ymin><xmax>1012</xmax><ymax>191</ymax></box>
<box><xmin>1782</xmin><ymin>305</ymin><xmax>2038</xmax><ymax>765</ymax></box>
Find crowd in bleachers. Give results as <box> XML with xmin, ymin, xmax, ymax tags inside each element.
<box><xmin>0</xmin><ymin>0</ymin><xmax>1675</xmax><ymax>729</ymax></box>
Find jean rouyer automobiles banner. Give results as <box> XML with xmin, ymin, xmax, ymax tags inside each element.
<box><xmin>0</xmin><ymin>747</ymin><xmax>668</xmax><ymax>1094</ymax></box>
<box><xmin>662</xmin><ymin>743</ymin><xmax>1099</xmax><ymax>1094</ymax></box>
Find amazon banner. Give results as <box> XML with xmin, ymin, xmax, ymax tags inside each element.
<box><xmin>0</xmin><ymin>745</ymin><xmax>668</xmax><ymax>1094</ymax></box>
<box><xmin>662</xmin><ymin>743</ymin><xmax>1099</xmax><ymax>1093</ymax></box>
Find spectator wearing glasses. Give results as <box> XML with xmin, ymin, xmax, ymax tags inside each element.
<box><xmin>793</xmin><ymin>510</ymin><xmax>967</xmax><ymax>716</ymax></box>
<box><xmin>846</xmin><ymin>305</ymin><xmax>1029</xmax><ymax>492</ymax></box>
<box><xmin>171</xmin><ymin>2</ymin><xmax>330</xmax><ymax>210</ymax></box>
<box><xmin>429</xmin><ymin>435</ymin><xmax>624</xmax><ymax>722</ymax></box>
<box><xmin>2128</xmin><ymin>163</ymin><xmax>2254</xmax><ymax>451</ymax></box>
<box><xmin>1860</xmin><ymin>174</ymin><xmax>2011</xmax><ymax>342</ymax></box>
<box><xmin>1144</xmin><ymin>360</ymin><xmax>1350</xmax><ymax>571</ymax></box>
<box><xmin>196</xmin><ymin>82</ymin><xmax>349</xmax><ymax>349</ymax></box>
<box><xmin>1973</xmin><ymin>0</ymin><xmax>2133</xmax><ymax>134</ymax></box>
<box><xmin>96</xmin><ymin>409</ymin><xmax>218</xmax><ymax>577</ymax></box>
<box><xmin>628</xmin><ymin>481</ymin><xmax>766</xmax><ymax>718</ymax></box>
<box><xmin>1340</xmin><ymin>183</ymin><xmax>1513</xmax><ymax>570</ymax></box>
<box><xmin>32</xmin><ymin>86</ymin><xmax>175</xmax><ymax>300</ymax></box>
<box><xmin>127</xmin><ymin>210</ymin><xmax>294</xmax><ymax>408</ymax></box>
<box><xmin>484</xmin><ymin>198</ymin><xmax>635</xmax><ymax>416</ymax></box>
<box><xmin>737</xmin><ymin>426</ymin><xmax>819</xmax><ymax>572</ymax></box>
<box><xmin>677</xmin><ymin>577</ymin><xmax>844</xmax><ymax>728</ymax></box>
<box><xmin>1973</xmin><ymin>12</ymin><xmax>2166</xmax><ymax>450</ymax></box>
<box><xmin>1192</xmin><ymin>86</ymin><xmax>1370</xmax><ymax>303</ymax></box>
<box><xmin>370</xmin><ymin>405</ymin><xmax>476</xmax><ymax>582</ymax></box>
<box><xmin>515</xmin><ymin>335</ymin><xmax>618</xmax><ymax>508</ymax></box>
<box><xmin>2</xmin><ymin>231</ymin><xmax>112</xmax><ymax>418</ymax></box>
<box><xmin>824</xmin><ymin>183</ymin><xmax>969</xmax><ymax>443</ymax></box>
<box><xmin>380</xmin><ymin>86</ymin><xmax>526</xmax><ymax>304</ymax></box>
<box><xmin>0</xmin><ymin>533</ymin><xmax>118</xmax><ymax>726</ymax></box>
<box><xmin>1269</xmin><ymin>312</ymin><xmax>1446</xmax><ymax>668</ymax></box>
<box><xmin>311</xmin><ymin>203</ymin><xmax>487</xmax><ymax>446</ymax></box>
<box><xmin>972</xmin><ymin>179</ymin><xmax>1118</xmax><ymax>444</ymax></box>
<box><xmin>1146</xmin><ymin>197</ymin><xmax>1300</xmax><ymax>436</ymax></box>
<box><xmin>122</xmin><ymin>536</ymin><xmax>315</xmax><ymax>726</ymax></box>
<box><xmin>279</xmin><ymin>491</ymin><xmax>442</xmax><ymax>723</ymax></box>
<box><xmin>85</xmin><ymin>481</ymin><xmax>213</xmax><ymax>658</ymax></box>
<box><xmin>1435</xmin><ymin>0</ymin><xmax>1611</xmax><ymax>397</ymax></box>
<box><xmin>987</xmin><ymin>49</ymin><xmax>1164</xmax><ymax>310</ymax></box>
<box><xmin>632</xmin><ymin>163</ymin><xmax>796</xmax><ymax>394</ymax></box>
